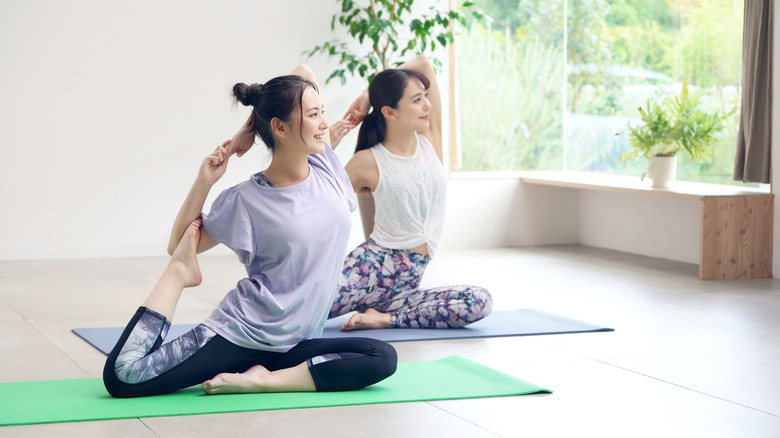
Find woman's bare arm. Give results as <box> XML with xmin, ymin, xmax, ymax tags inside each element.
<box><xmin>398</xmin><ymin>55</ymin><xmax>443</xmax><ymax>162</ymax></box>
<box><xmin>167</xmin><ymin>140</ymin><xmax>233</xmax><ymax>255</ymax></box>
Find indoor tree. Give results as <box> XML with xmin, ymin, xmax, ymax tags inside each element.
<box><xmin>304</xmin><ymin>0</ymin><xmax>490</xmax><ymax>84</ymax></box>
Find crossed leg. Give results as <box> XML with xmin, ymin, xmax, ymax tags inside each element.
<box><xmin>104</xmin><ymin>220</ymin><xmax>396</xmax><ymax>398</ymax></box>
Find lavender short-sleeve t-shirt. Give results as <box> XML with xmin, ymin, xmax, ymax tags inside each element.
<box><xmin>201</xmin><ymin>145</ymin><xmax>356</xmax><ymax>352</ymax></box>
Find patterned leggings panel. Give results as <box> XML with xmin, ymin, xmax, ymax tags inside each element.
<box><xmin>329</xmin><ymin>239</ymin><xmax>493</xmax><ymax>328</ymax></box>
<box><xmin>103</xmin><ymin>307</ymin><xmax>397</xmax><ymax>398</ymax></box>
<box><xmin>110</xmin><ymin>307</ymin><xmax>216</xmax><ymax>385</ymax></box>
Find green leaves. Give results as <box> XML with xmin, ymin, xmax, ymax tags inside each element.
<box><xmin>620</xmin><ymin>79</ymin><xmax>734</xmax><ymax>163</ymax></box>
<box><xmin>304</xmin><ymin>0</ymin><xmax>491</xmax><ymax>84</ymax></box>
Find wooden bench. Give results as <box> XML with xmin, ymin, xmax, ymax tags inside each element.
<box><xmin>519</xmin><ymin>171</ymin><xmax>774</xmax><ymax>280</ymax></box>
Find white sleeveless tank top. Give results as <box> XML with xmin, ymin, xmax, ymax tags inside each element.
<box><xmin>370</xmin><ymin>133</ymin><xmax>447</xmax><ymax>257</ymax></box>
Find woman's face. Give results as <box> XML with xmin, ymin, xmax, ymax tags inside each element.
<box><xmin>392</xmin><ymin>78</ymin><xmax>430</xmax><ymax>132</ymax></box>
<box><xmin>288</xmin><ymin>86</ymin><xmax>329</xmax><ymax>154</ymax></box>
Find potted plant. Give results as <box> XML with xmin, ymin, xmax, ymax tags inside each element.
<box><xmin>303</xmin><ymin>0</ymin><xmax>490</xmax><ymax>84</ymax></box>
<box><xmin>619</xmin><ymin>79</ymin><xmax>734</xmax><ymax>188</ymax></box>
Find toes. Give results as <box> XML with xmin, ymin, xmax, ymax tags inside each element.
<box><xmin>345</xmin><ymin>315</ymin><xmax>363</xmax><ymax>330</ymax></box>
<box><xmin>202</xmin><ymin>381</ymin><xmax>217</xmax><ymax>394</ymax></box>
<box><xmin>201</xmin><ymin>374</ymin><xmax>230</xmax><ymax>394</ymax></box>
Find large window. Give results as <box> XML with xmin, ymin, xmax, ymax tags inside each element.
<box><xmin>458</xmin><ymin>0</ymin><xmax>745</xmax><ymax>186</ymax></box>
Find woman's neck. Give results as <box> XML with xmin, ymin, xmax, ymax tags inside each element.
<box><xmin>382</xmin><ymin>128</ymin><xmax>417</xmax><ymax>157</ymax></box>
<box><xmin>263</xmin><ymin>147</ymin><xmax>310</xmax><ymax>187</ymax></box>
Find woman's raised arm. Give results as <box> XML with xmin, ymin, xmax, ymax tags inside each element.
<box><xmin>398</xmin><ymin>55</ymin><xmax>442</xmax><ymax>162</ymax></box>
<box><xmin>166</xmin><ymin>140</ymin><xmax>233</xmax><ymax>255</ymax></box>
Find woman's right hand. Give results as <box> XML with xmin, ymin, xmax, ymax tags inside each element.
<box><xmin>228</xmin><ymin>114</ymin><xmax>255</xmax><ymax>157</ymax></box>
<box><xmin>328</xmin><ymin>118</ymin><xmax>357</xmax><ymax>149</ymax></box>
<box><xmin>344</xmin><ymin>92</ymin><xmax>370</xmax><ymax>124</ymax></box>
<box><xmin>197</xmin><ymin>140</ymin><xmax>232</xmax><ymax>185</ymax></box>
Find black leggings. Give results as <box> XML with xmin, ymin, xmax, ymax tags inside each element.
<box><xmin>103</xmin><ymin>307</ymin><xmax>397</xmax><ymax>398</ymax></box>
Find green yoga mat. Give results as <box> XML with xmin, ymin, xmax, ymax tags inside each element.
<box><xmin>0</xmin><ymin>356</ymin><xmax>550</xmax><ymax>426</ymax></box>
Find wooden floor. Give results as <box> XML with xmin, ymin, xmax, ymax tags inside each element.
<box><xmin>1</xmin><ymin>245</ymin><xmax>779</xmax><ymax>437</ymax></box>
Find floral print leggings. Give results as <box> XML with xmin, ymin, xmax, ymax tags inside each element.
<box><xmin>329</xmin><ymin>239</ymin><xmax>493</xmax><ymax>328</ymax></box>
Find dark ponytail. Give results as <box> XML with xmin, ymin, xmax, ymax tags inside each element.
<box><xmin>232</xmin><ymin>75</ymin><xmax>317</xmax><ymax>152</ymax></box>
<box><xmin>355</xmin><ymin>68</ymin><xmax>431</xmax><ymax>153</ymax></box>
<box><xmin>356</xmin><ymin>110</ymin><xmax>386</xmax><ymax>153</ymax></box>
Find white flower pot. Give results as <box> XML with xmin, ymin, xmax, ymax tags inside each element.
<box><xmin>647</xmin><ymin>155</ymin><xmax>677</xmax><ymax>188</ymax></box>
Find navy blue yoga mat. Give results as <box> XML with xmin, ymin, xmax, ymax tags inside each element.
<box><xmin>73</xmin><ymin>309</ymin><xmax>613</xmax><ymax>355</ymax></box>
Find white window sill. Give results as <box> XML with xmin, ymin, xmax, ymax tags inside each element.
<box><xmin>451</xmin><ymin>170</ymin><xmax>770</xmax><ymax>200</ymax></box>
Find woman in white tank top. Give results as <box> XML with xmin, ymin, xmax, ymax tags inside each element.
<box><xmin>329</xmin><ymin>55</ymin><xmax>493</xmax><ymax>330</ymax></box>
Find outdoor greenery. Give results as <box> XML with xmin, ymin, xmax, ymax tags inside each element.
<box><xmin>304</xmin><ymin>0</ymin><xmax>490</xmax><ymax>84</ymax></box>
<box><xmin>457</xmin><ymin>0</ymin><xmax>745</xmax><ymax>186</ymax></box>
<box><xmin>460</xmin><ymin>25</ymin><xmax>563</xmax><ymax>171</ymax></box>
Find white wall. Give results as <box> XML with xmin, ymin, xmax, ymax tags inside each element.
<box><xmin>439</xmin><ymin>177</ymin><xmax>579</xmax><ymax>250</ymax></box>
<box><xmin>440</xmin><ymin>177</ymin><xmax>701</xmax><ymax>266</ymax></box>
<box><xmin>0</xmin><ymin>0</ymin><xmax>369</xmax><ymax>260</ymax></box>
<box><xmin>578</xmin><ymin>191</ymin><xmax>700</xmax><ymax>264</ymax></box>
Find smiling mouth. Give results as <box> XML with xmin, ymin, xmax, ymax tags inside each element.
<box><xmin>314</xmin><ymin>134</ymin><xmax>325</xmax><ymax>141</ymax></box>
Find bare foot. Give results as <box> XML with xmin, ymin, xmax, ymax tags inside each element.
<box><xmin>341</xmin><ymin>308</ymin><xmax>392</xmax><ymax>331</ymax></box>
<box><xmin>202</xmin><ymin>365</ymin><xmax>272</xmax><ymax>395</ymax></box>
<box><xmin>168</xmin><ymin>219</ymin><xmax>203</xmax><ymax>288</ymax></box>
<box><xmin>202</xmin><ymin>362</ymin><xmax>316</xmax><ymax>394</ymax></box>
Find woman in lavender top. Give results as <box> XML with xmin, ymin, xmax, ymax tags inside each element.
<box><xmin>103</xmin><ymin>64</ymin><xmax>397</xmax><ymax>398</ymax></box>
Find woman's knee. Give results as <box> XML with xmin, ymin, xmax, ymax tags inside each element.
<box><xmin>347</xmin><ymin>339</ymin><xmax>397</xmax><ymax>389</ymax></box>
<box><xmin>102</xmin><ymin>366</ymin><xmax>135</xmax><ymax>398</ymax></box>
<box><xmin>371</xmin><ymin>339</ymin><xmax>398</xmax><ymax>381</ymax></box>
<box><xmin>309</xmin><ymin>338</ymin><xmax>397</xmax><ymax>391</ymax></box>
<box><xmin>454</xmin><ymin>286</ymin><xmax>493</xmax><ymax>327</ymax></box>
<box><xmin>474</xmin><ymin>287</ymin><xmax>493</xmax><ymax>318</ymax></box>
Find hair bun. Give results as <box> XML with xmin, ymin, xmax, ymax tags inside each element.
<box><xmin>233</xmin><ymin>82</ymin><xmax>264</xmax><ymax>107</ymax></box>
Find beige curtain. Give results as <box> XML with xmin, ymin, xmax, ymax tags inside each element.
<box><xmin>735</xmin><ymin>0</ymin><xmax>773</xmax><ymax>184</ymax></box>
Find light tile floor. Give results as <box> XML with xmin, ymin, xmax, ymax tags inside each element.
<box><xmin>1</xmin><ymin>245</ymin><xmax>779</xmax><ymax>437</ymax></box>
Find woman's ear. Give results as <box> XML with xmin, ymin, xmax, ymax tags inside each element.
<box><xmin>271</xmin><ymin>117</ymin><xmax>288</xmax><ymax>138</ymax></box>
<box><xmin>381</xmin><ymin>105</ymin><xmax>397</xmax><ymax>120</ymax></box>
